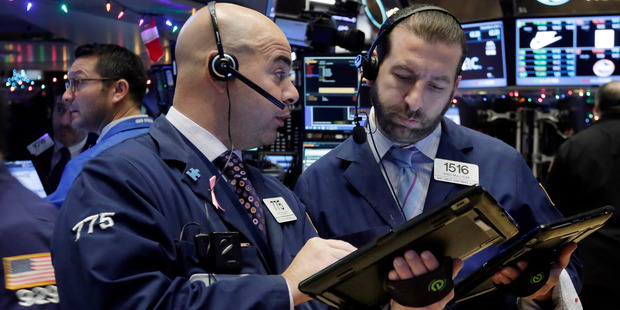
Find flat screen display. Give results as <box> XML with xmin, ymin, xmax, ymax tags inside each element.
<box><xmin>275</xmin><ymin>17</ymin><xmax>311</xmax><ymax>47</ymax></box>
<box><xmin>459</xmin><ymin>20</ymin><xmax>508</xmax><ymax>88</ymax></box>
<box><xmin>302</xmin><ymin>141</ymin><xmax>342</xmax><ymax>171</ymax></box>
<box><xmin>303</xmin><ymin>55</ymin><xmax>363</xmax><ymax>132</ymax></box>
<box><xmin>444</xmin><ymin>105</ymin><xmax>461</xmax><ymax>125</ymax></box>
<box><xmin>5</xmin><ymin>160</ymin><xmax>47</xmax><ymax>198</ymax></box>
<box><xmin>516</xmin><ymin>15</ymin><xmax>620</xmax><ymax>86</ymax></box>
<box><xmin>264</xmin><ymin>154</ymin><xmax>294</xmax><ymax>171</ymax></box>
<box><xmin>218</xmin><ymin>0</ymin><xmax>277</xmax><ymax>19</ymax></box>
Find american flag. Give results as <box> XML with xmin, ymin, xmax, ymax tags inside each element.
<box><xmin>3</xmin><ymin>253</ymin><xmax>56</xmax><ymax>290</ymax></box>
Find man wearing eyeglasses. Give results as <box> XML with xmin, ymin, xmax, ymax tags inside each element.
<box><xmin>45</xmin><ymin>43</ymin><xmax>153</xmax><ymax>208</ymax></box>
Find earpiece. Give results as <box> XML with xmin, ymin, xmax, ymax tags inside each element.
<box><xmin>207</xmin><ymin>1</ymin><xmax>286</xmax><ymax>110</ymax></box>
<box><xmin>354</xmin><ymin>53</ymin><xmax>380</xmax><ymax>81</ymax></box>
<box><xmin>351</xmin><ymin>5</ymin><xmax>460</xmax><ymax>144</ymax></box>
<box><xmin>208</xmin><ymin>51</ymin><xmax>238</xmax><ymax>81</ymax></box>
<box><xmin>208</xmin><ymin>1</ymin><xmax>238</xmax><ymax>81</ymax></box>
<box><xmin>355</xmin><ymin>6</ymin><xmax>457</xmax><ymax>81</ymax></box>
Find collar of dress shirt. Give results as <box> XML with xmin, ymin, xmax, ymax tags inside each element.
<box><xmin>367</xmin><ymin>106</ymin><xmax>442</xmax><ymax>163</ymax></box>
<box><xmin>166</xmin><ymin>106</ymin><xmax>241</xmax><ymax>162</ymax></box>
<box><xmin>52</xmin><ymin>135</ymin><xmax>88</xmax><ymax>164</ymax></box>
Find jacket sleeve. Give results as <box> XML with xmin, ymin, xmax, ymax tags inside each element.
<box><xmin>50</xmin><ymin>155</ymin><xmax>294</xmax><ymax>310</ymax></box>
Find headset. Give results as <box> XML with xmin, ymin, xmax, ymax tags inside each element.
<box><xmin>351</xmin><ymin>5</ymin><xmax>461</xmax><ymax>144</ymax></box>
<box><xmin>207</xmin><ymin>1</ymin><xmax>286</xmax><ymax>110</ymax></box>
<box><xmin>354</xmin><ymin>5</ymin><xmax>459</xmax><ymax>81</ymax></box>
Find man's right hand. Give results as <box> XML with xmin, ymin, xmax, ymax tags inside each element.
<box><xmin>389</xmin><ymin>250</ymin><xmax>463</xmax><ymax>310</ymax></box>
<box><xmin>282</xmin><ymin>237</ymin><xmax>357</xmax><ymax>305</ymax></box>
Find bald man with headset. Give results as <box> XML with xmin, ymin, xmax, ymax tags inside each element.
<box><xmin>50</xmin><ymin>2</ymin><xmax>461</xmax><ymax>309</ymax></box>
<box><xmin>295</xmin><ymin>4</ymin><xmax>583</xmax><ymax>310</ymax></box>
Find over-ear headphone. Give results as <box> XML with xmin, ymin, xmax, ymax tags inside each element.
<box><xmin>206</xmin><ymin>1</ymin><xmax>286</xmax><ymax>110</ymax></box>
<box><xmin>354</xmin><ymin>5</ymin><xmax>459</xmax><ymax>81</ymax></box>
<box><xmin>208</xmin><ymin>1</ymin><xmax>238</xmax><ymax>81</ymax></box>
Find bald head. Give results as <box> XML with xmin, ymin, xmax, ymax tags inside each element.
<box><xmin>596</xmin><ymin>81</ymin><xmax>620</xmax><ymax>116</ymax></box>
<box><xmin>175</xmin><ymin>3</ymin><xmax>287</xmax><ymax>77</ymax></box>
<box><xmin>171</xmin><ymin>3</ymin><xmax>297</xmax><ymax>149</ymax></box>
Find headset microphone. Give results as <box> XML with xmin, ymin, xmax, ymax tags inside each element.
<box><xmin>207</xmin><ymin>1</ymin><xmax>286</xmax><ymax>110</ymax></box>
<box><xmin>352</xmin><ymin>52</ymin><xmax>367</xmax><ymax>145</ymax></box>
<box><xmin>352</xmin><ymin>121</ymin><xmax>367</xmax><ymax>144</ymax></box>
<box><xmin>226</xmin><ymin>67</ymin><xmax>286</xmax><ymax>110</ymax></box>
<box><xmin>352</xmin><ymin>75</ymin><xmax>367</xmax><ymax>144</ymax></box>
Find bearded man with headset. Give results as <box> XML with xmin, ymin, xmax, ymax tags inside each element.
<box><xmin>295</xmin><ymin>4</ymin><xmax>583</xmax><ymax>310</ymax></box>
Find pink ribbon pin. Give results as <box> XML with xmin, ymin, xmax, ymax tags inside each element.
<box><xmin>210</xmin><ymin>175</ymin><xmax>224</xmax><ymax>211</ymax></box>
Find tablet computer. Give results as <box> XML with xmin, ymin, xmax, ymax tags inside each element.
<box><xmin>299</xmin><ymin>185</ymin><xmax>520</xmax><ymax>309</ymax></box>
<box><xmin>453</xmin><ymin>205</ymin><xmax>614</xmax><ymax>303</ymax></box>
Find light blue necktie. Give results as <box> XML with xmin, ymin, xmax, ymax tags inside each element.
<box><xmin>388</xmin><ymin>146</ymin><xmax>426</xmax><ymax>219</ymax></box>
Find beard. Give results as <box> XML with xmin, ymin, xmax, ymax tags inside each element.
<box><xmin>371</xmin><ymin>83</ymin><xmax>449</xmax><ymax>145</ymax></box>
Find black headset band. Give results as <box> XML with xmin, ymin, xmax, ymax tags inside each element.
<box><xmin>366</xmin><ymin>6</ymin><xmax>458</xmax><ymax>59</ymax></box>
<box><xmin>208</xmin><ymin>1</ymin><xmax>225</xmax><ymax>57</ymax></box>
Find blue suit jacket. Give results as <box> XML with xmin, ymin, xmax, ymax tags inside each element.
<box><xmin>51</xmin><ymin>116</ymin><xmax>321</xmax><ymax>310</ymax></box>
<box><xmin>0</xmin><ymin>164</ymin><xmax>59</xmax><ymax>310</ymax></box>
<box><xmin>46</xmin><ymin>117</ymin><xmax>153</xmax><ymax>207</ymax></box>
<box><xmin>295</xmin><ymin>118</ymin><xmax>581</xmax><ymax>309</ymax></box>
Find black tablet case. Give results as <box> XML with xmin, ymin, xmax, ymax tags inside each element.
<box><xmin>454</xmin><ymin>205</ymin><xmax>614</xmax><ymax>303</ymax></box>
<box><xmin>299</xmin><ymin>185</ymin><xmax>520</xmax><ymax>309</ymax></box>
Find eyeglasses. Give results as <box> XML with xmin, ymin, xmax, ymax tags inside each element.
<box><xmin>64</xmin><ymin>77</ymin><xmax>118</xmax><ymax>93</ymax></box>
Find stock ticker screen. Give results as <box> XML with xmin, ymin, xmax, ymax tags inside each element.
<box><xmin>516</xmin><ymin>15</ymin><xmax>620</xmax><ymax>86</ymax></box>
<box><xmin>459</xmin><ymin>20</ymin><xmax>508</xmax><ymax>88</ymax></box>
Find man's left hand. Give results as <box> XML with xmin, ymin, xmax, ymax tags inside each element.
<box><xmin>491</xmin><ymin>242</ymin><xmax>578</xmax><ymax>302</ymax></box>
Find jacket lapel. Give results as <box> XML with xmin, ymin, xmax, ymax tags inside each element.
<box><xmin>424</xmin><ymin>119</ymin><xmax>472</xmax><ymax>210</ymax></box>
<box><xmin>149</xmin><ymin>117</ymin><xmax>275</xmax><ymax>273</ymax></box>
<box><xmin>245</xmin><ymin>168</ymin><xmax>283</xmax><ymax>271</ymax></box>
<box><xmin>339</xmin><ymin>140</ymin><xmax>406</xmax><ymax>227</ymax></box>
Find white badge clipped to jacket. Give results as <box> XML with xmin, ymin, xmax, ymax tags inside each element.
<box><xmin>433</xmin><ymin>158</ymin><xmax>479</xmax><ymax>186</ymax></box>
<box><xmin>263</xmin><ymin>197</ymin><xmax>297</xmax><ymax>223</ymax></box>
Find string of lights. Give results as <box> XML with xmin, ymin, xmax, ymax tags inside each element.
<box><xmin>17</xmin><ymin>0</ymin><xmax>196</xmax><ymax>34</ymax></box>
<box><xmin>3</xmin><ymin>0</ymin><xmax>199</xmax><ymax>92</ymax></box>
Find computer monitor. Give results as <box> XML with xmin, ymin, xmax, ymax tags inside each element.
<box><xmin>218</xmin><ymin>0</ymin><xmax>278</xmax><ymax>19</ymax></box>
<box><xmin>275</xmin><ymin>16</ymin><xmax>311</xmax><ymax>48</ymax></box>
<box><xmin>302</xmin><ymin>141</ymin><xmax>342</xmax><ymax>171</ymax></box>
<box><xmin>303</xmin><ymin>55</ymin><xmax>366</xmax><ymax>132</ymax></box>
<box><xmin>516</xmin><ymin>14</ymin><xmax>620</xmax><ymax>86</ymax></box>
<box><xmin>459</xmin><ymin>20</ymin><xmax>508</xmax><ymax>88</ymax></box>
<box><xmin>264</xmin><ymin>154</ymin><xmax>294</xmax><ymax>171</ymax></box>
<box><xmin>444</xmin><ymin>105</ymin><xmax>461</xmax><ymax>125</ymax></box>
<box><xmin>145</xmin><ymin>64</ymin><xmax>175</xmax><ymax>116</ymax></box>
<box><xmin>5</xmin><ymin>160</ymin><xmax>47</xmax><ymax>198</ymax></box>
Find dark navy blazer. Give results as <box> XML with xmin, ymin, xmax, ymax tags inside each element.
<box><xmin>51</xmin><ymin>116</ymin><xmax>321</xmax><ymax>310</ymax></box>
<box><xmin>295</xmin><ymin>117</ymin><xmax>581</xmax><ymax>309</ymax></box>
<box><xmin>1</xmin><ymin>164</ymin><xmax>59</xmax><ymax>310</ymax></box>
